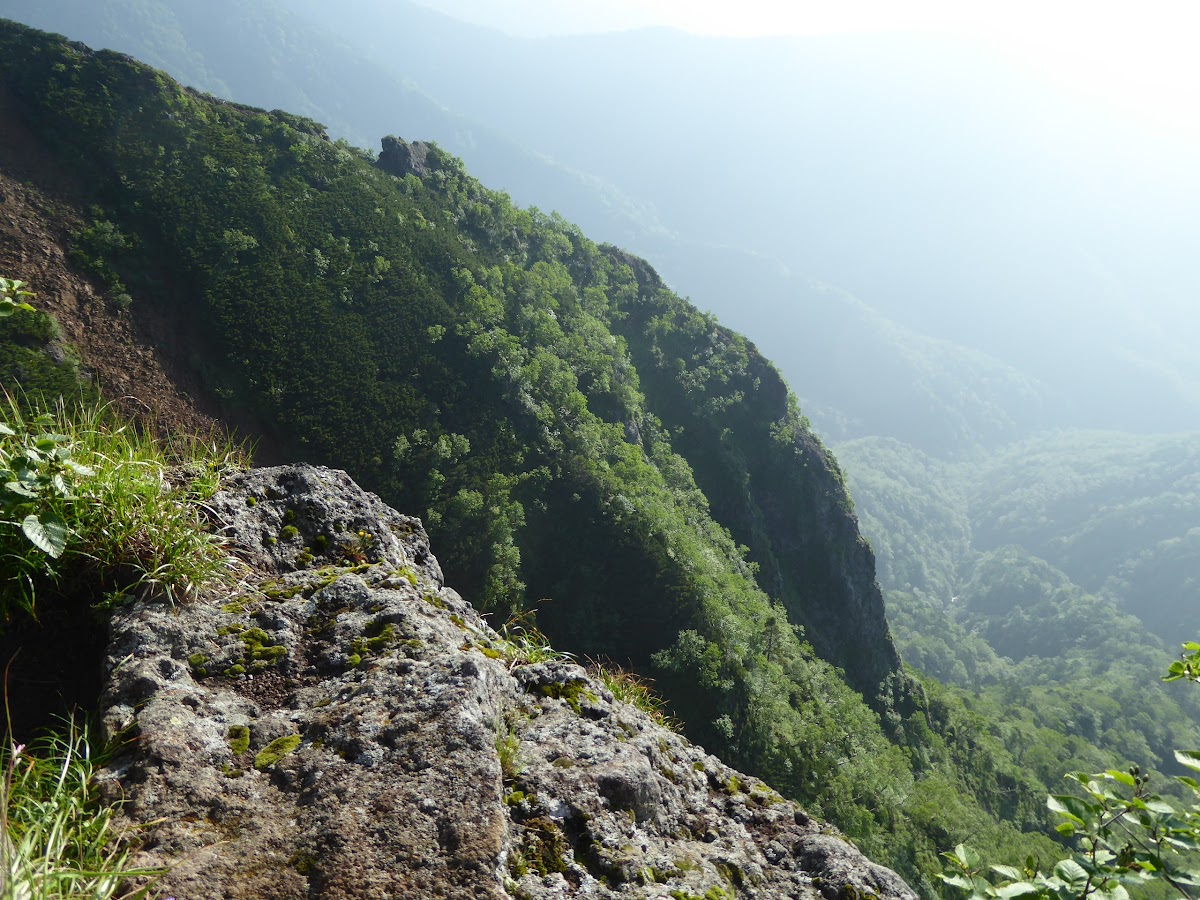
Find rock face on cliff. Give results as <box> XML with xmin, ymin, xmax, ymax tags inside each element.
<box><xmin>377</xmin><ymin>135</ymin><xmax>431</xmax><ymax>179</ymax></box>
<box><xmin>98</xmin><ymin>464</ymin><xmax>916</xmax><ymax>900</ymax></box>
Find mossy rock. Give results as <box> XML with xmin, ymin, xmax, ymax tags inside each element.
<box><xmin>519</xmin><ymin>817</ymin><xmax>570</xmax><ymax>877</ymax></box>
<box><xmin>537</xmin><ymin>680</ymin><xmax>598</xmax><ymax>715</ymax></box>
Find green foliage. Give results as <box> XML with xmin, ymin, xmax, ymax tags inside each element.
<box><xmin>1165</xmin><ymin>644</ymin><xmax>1200</xmax><ymax>685</ymax></box>
<box><xmin>0</xmin><ymin>394</ymin><xmax>241</xmax><ymax>620</ymax></box>
<box><xmin>0</xmin><ymin>278</ymin><xmax>36</xmax><ymax>318</ymax></box>
<box><xmin>68</xmin><ymin>216</ymin><xmax>136</xmax><ymax>299</ymax></box>
<box><xmin>0</xmin><ymin>411</ymin><xmax>91</xmax><ymax>560</ymax></box>
<box><xmin>0</xmin><ymin>280</ymin><xmax>93</xmax><ymax>405</ymax></box>
<box><xmin>1</xmin><ymin>719</ymin><xmax>163</xmax><ymax>898</ymax></box>
<box><xmin>942</xmin><ymin>644</ymin><xmax>1200</xmax><ymax>900</ymax></box>
<box><xmin>495</xmin><ymin>711</ymin><xmax>524</xmax><ymax>782</ymax></box>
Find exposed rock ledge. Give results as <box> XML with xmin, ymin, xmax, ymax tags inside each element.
<box><xmin>98</xmin><ymin>464</ymin><xmax>917</xmax><ymax>900</ymax></box>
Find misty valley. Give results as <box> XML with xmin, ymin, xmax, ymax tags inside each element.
<box><xmin>0</xmin><ymin>2</ymin><xmax>1197</xmax><ymax>899</ymax></box>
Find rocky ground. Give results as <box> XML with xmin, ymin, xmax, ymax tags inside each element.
<box><xmin>96</xmin><ymin>463</ymin><xmax>917</xmax><ymax>900</ymax></box>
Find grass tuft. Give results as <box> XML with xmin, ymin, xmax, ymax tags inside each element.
<box><xmin>0</xmin><ymin>394</ymin><xmax>246</xmax><ymax>619</ymax></box>
<box><xmin>589</xmin><ymin>661</ymin><xmax>680</xmax><ymax>732</ymax></box>
<box><xmin>1</xmin><ymin>717</ymin><xmax>163</xmax><ymax>899</ymax></box>
<box><xmin>476</xmin><ymin>611</ymin><xmax>574</xmax><ymax>669</ymax></box>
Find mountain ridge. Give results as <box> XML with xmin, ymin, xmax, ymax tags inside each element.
<box><xmin>4</xmin><ymin>18</ymin><xmax>1152</xmax><ymax>893</ymax></box>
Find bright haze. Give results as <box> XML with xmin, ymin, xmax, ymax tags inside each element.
<box><xmin>412</xmin><ymin>0</ymin><xmax>1200</xmax><ymax>142</ymax></box>
<box><xmin>5</xmin><ymin>0</ymin><xmax>1198</xmax><ymax>444</ymax></box>
<box><xmin>404</xmin><ymin>0</ymin><xmax>1200</xmax><ymax>441</ymax></box>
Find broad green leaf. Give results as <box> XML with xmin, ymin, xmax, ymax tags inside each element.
<box><xmin>22</xmin><ymin>512</ymin><xmax>69</xmax><ymax>557</ymax></box>
<box><xmin>51</xmin><ymin>472</ymin><xmax>71</xmax><ymax>497</ymax></box>
<box><xmin>1053</xmin><ymin>859</ymin><xmax>1088</xmax><ymax>889</ymax></box>
<box><xmin>5</xmin><ymin>480</ymin><xmax>38</xmax><ymax>499</ymax></box>
<box><xmin>1165</xmin><ymin>835</ymin><xmax>1200</xmax><ymax>851</ymax></box>
<box><xmin>990</xmin><ymin>866</ymin><xmax>1023</xmax><ymax>881</ymax></box>
<box><xmin>0</xmin><ymin>422</ymin><xmax>14</xmax><ymax>436</ymax></box>
<box><xmin>1048</xmin><ymin>795</ymin><xmax>1088</xmax><ymax>824</ymax></box>
<box><xmin>940</xmin><ymin>874</ymin><xmax>974</xmax><ymax>890</ymax></box>
<box><xmin>1105</xmin><ymin>769</ymin><xmax>1137</xmax><ymax>788</ymax></box>
<box><xmin>63</xmin><ymin>459</ymin><xmax>95</xmax><ymax>477</ymax></box>
<box><xmin>12</xmin><ymin>461</ymin><xmax>39</xmax><ymax>482</ymax></box>
<box><xmin>995</xmin><ymin>881</ymin><xmax>1041</xmax><ymax>900</ymax></box>
<box><xmin>1144</xmin><ymin>799</ymin><xmax>1177</xmax><ymax>815</ymax></box>
<box><xmin>955</xmin><ymin>844</ymin><xmax>982</xmax><ymax>869</ymax></box>
<box><xmin>1176</xmin><ymin>750</ymin><xmax>1200</xmax><ymax>773</ymax></box>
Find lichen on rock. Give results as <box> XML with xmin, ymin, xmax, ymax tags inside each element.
<box><xmin>97</xmin><ymin>464</ymin><xmax>917</xmax><ymax>900</ymax></box>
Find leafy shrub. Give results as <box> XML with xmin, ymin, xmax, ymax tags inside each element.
<box><xmin>0</xmin><ymin>278</ymin><xmax>35</xmax><ymax>318</ymax></box>
<box><xmin>942</xmin><ymin>643</ymin><xmax>1200</xmax><ymax>900</ymax></box>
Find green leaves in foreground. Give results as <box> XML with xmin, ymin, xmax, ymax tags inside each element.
<box><xmin>0</xmin><ymin>417</ymin><xmax>95</xmax><ymax>560</ymax></box>
<box><xmin>0</xmin><ymin>389</ymin><xmax>243</xmax><ymax>619</ymax></box>
<box><xmin>1164</xmin><ymin>643</ymin><xmax>1200</xmax><ymax>685</ymax></box>
<box><xmin>941</xmin><ymin>643</ymin><xmax>1200</xmax><ymax>900</ymax></box>
<box><xmin>0</xmin><ymin>277</ymin><xmax>35</xmax><ymax>318</ymax></box>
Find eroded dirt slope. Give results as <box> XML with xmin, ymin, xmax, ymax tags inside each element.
<box><xmin>0</xmin><ymin>88</ymin><xmax>221</xmax><ymax>438</ymax></box>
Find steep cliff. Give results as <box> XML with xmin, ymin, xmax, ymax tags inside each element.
<box><xmin>99</xmin><ymin>464</ymin><xmax>916</xmax><ymax>900</ymax></box>
<box><xmin>598</xmin><ymin>249</ymin><xmax>904</xmax><ymax>706</ymax></box>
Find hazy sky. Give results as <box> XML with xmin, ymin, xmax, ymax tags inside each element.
<box><xmin>413</xmin><ymin>0</ymin><xmax>1200</xmax><ymax>141</ymax></box>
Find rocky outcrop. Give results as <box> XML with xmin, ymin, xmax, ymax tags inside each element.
<box><xmin>98</xmin><ymin>464</ymin><xmax>916</xmax><ymax>900</ymax></box>
<box><xmin>377</xmin><ymin>135</ymin><xmax>431</xmax><ymax>179</ymax></box>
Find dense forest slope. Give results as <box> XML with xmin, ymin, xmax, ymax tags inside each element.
<box><xmin>0</xmin><ymin>20</ymin><xmax>1093</xmax><ymax>892</ymax></box>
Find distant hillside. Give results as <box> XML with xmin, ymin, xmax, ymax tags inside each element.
<box><xmin>0</xmin><ymin>0</ymin><xmax>666</xmax><ymax>249</ymax></box>
<box><xmin>837</xmin><ymin>433</ymin><xmax>1200</xmax><ymax>787</ymax></box>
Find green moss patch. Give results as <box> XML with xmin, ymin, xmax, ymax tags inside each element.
<box><xmin>535</xmin><ymin>681</ymin><xmax>598</xmax><ymax>715</ymax></box>
<box><xmin>254</xmin><ymin>734</ymin><xmax>301</xmax><ymax>770</ymax></box>
<box><xmin>226</xmin><ymin>725</ymin><xmax>251</xmax><ymax>755</ymax></box>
